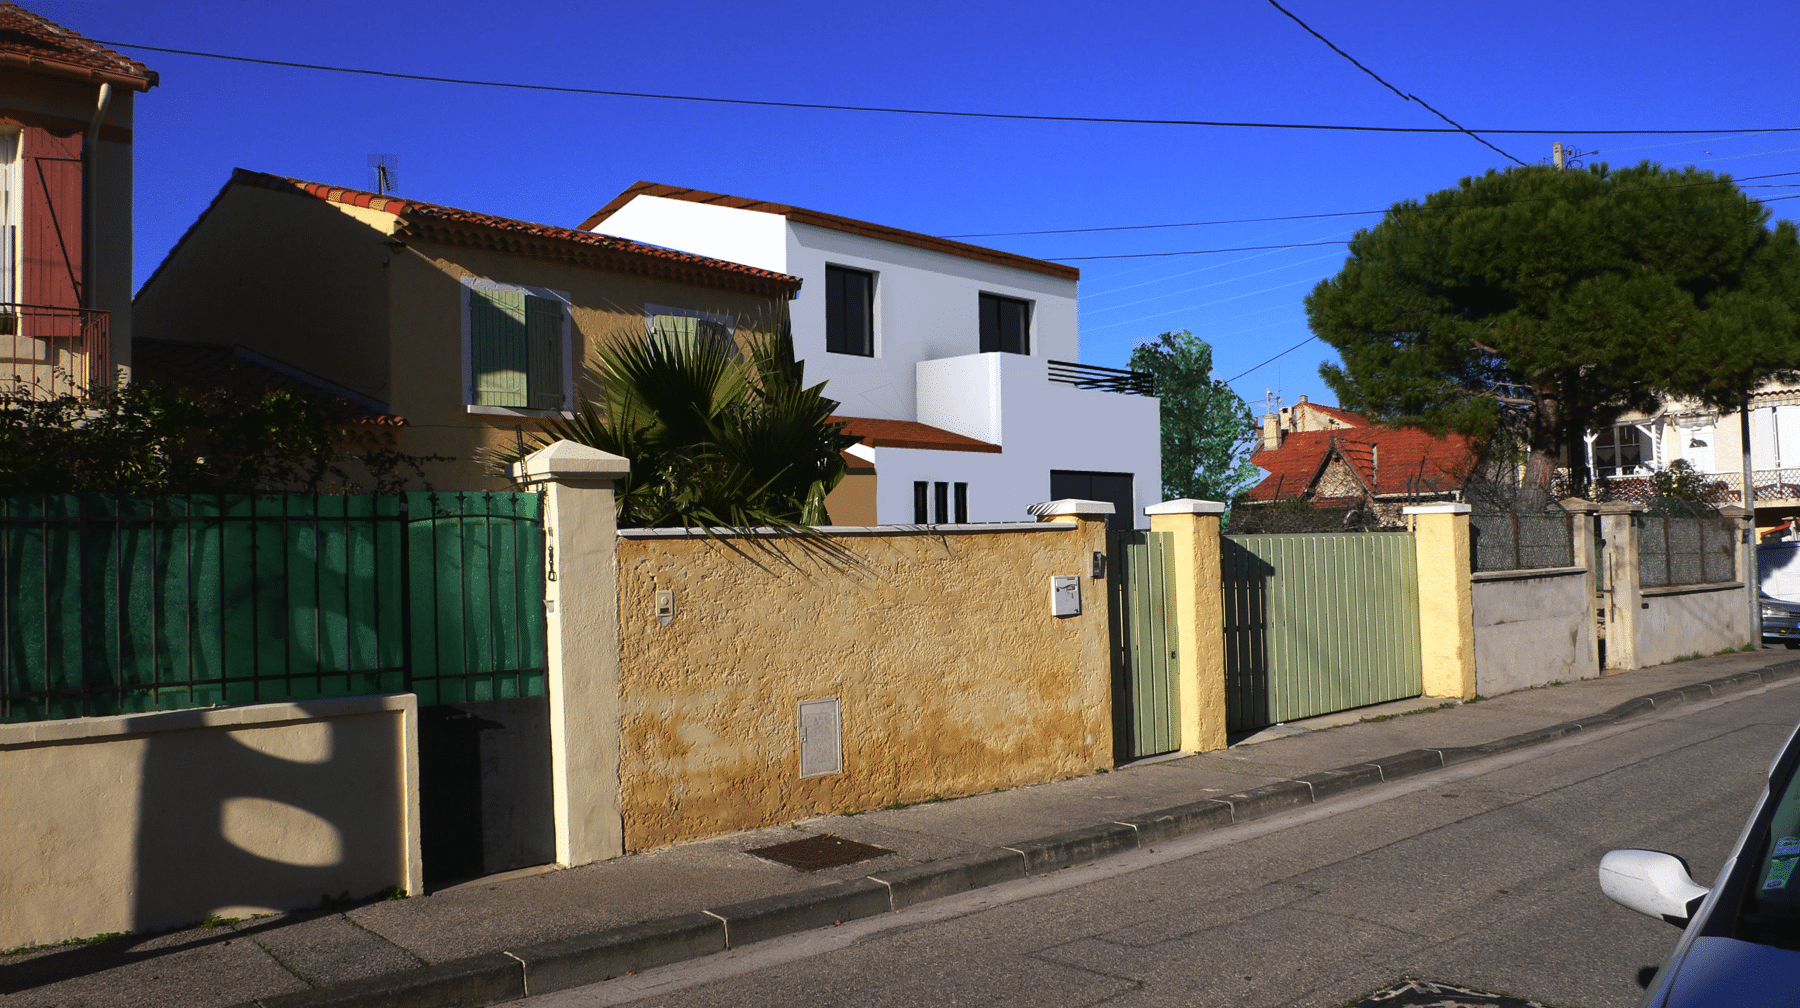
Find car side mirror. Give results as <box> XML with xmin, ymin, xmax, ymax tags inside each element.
<box><xmin>1600</xmin><ymin>849</ymin><xmax>1710</xmax><ymax>928</ymax></box>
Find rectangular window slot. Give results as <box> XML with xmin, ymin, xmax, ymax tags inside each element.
<box><xmin>954</xmin><ymin>482</ymin><xmax>968</xmax><ymax>523</ymax></box>
<box><xmin>914</xmin><ymin>481</ymin><xmax>929</xmax><ymax>524</ymax></box>
<box><xmin>934</xmin><ymin>481</ymin><xmax>949</xmax><ymax>524</ymax></box>
<box><xmin>979</xmin><ymin>292</ymin><xmax>1031</xmax><ymax>355</ymax></box>
<box><xmin>826</xmin><ymin>265</ymin><xmax>875</xmax><ymax>356</ymax></box>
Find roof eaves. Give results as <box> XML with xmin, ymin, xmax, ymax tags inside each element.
<box><xmin>583</xmin><ymin>181</ymin><xmax>1081</xmax><ymax>282</ymax></box>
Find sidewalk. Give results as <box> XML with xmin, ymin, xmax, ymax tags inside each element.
<box><xmin>6</xmin><ymin>650</ymin><xmax>1796</xmax><ymax>1008</ymax></box>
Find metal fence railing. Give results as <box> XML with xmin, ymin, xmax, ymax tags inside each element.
<box><xmin>0</xmin><ymin>302</ymin><xmax>111</xmax><ymax>396</ymax></box>
<box><xmin>1596</xmin><ymin>469</ymin><xmax>1800</xmax><ymax>506</ymax></box>
<box><xmin>0</xmin><ymin>491</ymin><xmax>545</xmax><ymax>723</ymax></box>
<box><xmin>1047</xmin><ymin>359</ymin><xmax>1156</xmax><ymax>397</ymax></box>
<box><xmin>1638</xmin><ymin>514</ymin><xmax>1737</xmax><ymax>589</ymax></box>
<box><xmin>1471</xmin><ymin>510</ymin><xmax>1576</xmax><ymax>572</ymax></box>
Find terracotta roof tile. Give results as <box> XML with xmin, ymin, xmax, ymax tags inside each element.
<box><xmin>0</xmin><ymin>3</ymin><xmax>155</xmax><ymax>89</ymax></box>
<box><xmin>1297</xmin><ymin>401</ymin><xmax>1367</xmax><ymax>426</ymax></box>
<box><xmin>227</xmin><ymin>170</ymin><xmax>804</xmax><ymax>295</ymax></box>
<box><xmin>829</xmin><ymin>416</ymin><xmax>1001</xmax><ymax>454</ymax></box>
<box><xmin>1245</xmin><ymin>426</ymin><xmax>1478</xmax><ymax>502</ymax></box>
<box><xmin>582</xmin><ymin>182</ymin><xmax>1079</xmax><ymax>282</ymax></box>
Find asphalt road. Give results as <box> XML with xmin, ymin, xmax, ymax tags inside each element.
<box><xmin>524</xmin><ymin>676</ymin><xmax>1800</xmax><ymax>1008</ymax></box>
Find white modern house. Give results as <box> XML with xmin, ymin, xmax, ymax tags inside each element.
<box><xmin>580</xmin><ymin>183</ymin><xmax>1161</xmax><ymax>528</ymax></box>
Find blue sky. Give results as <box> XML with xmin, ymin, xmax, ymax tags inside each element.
<box><xmin>38</xmin><ymin>0</ymin><xmax>1800</xmax><ymax>413</ymax></box>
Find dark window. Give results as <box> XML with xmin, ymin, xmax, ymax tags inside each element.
<box><xmin>979</xmin><ymin>293</ymin><xmax>1031</xmax><ymax>354</ymax></box>
<box><xmin>826</xmin><ymin>266</ymin><xmax>875</xmax><ymax>356</ymax></box>
<box><xmin>954</xmin><ymin>482</ymin><xmax>968</xmax><ymax>523</ymax></box>
<box><xmin>934</xmin><ymin>482</ymin><xmax>950</xmax><ymax>524</ymax></box>
<box><xmin>914</xmin><ymin>481</ymin><xmax>929</xmax><ymax>524</ymax></box>
<box><xmin>1593</xmin><ymin>425</ymin><xmax>1645</xmax><ymax>477</ymax></box>
<box><xmin>1049</xmin><ymin>470</ymin><xmax>1134</xmax><ymax>531</ymax></box>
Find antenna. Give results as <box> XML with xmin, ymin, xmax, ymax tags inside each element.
<box><xmin>368</xmin><ymin>153</ymin><xmax>398</xmax><ymax>195</ymax></box>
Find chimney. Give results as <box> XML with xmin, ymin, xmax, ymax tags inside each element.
<box><xmin>1260</xmin><ymin>410</ymin><xmax>1283</xmax><ymax>452</ymax></box>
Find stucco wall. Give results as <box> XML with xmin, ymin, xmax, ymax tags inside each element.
<box><xmin>1472</xmin><ymin>567</ymin><xmax>1596</xmax><ymax>696</ymax></box>
<box><xmin>383</xmin><ymin>243</ymin><xmax>791</xmax><ymax>490</ymax></box>
<box><xmin>589</xmin><ymin>195</ymin><xmax>1082</xmax><ymax>424</ymax></box>
<box><xmin>0</xmin><ymin>695</ymin><xmax>420</xmax><ymax>949</ymax></box>
<box><xmin>1634</xmin><ymin>582</ymin><xmax>1750</xmax><ymax>667</ymax></box>
<box><xmin>614</xmin><ymin>519</ymin><xmax>1112</xmax><ymax>851</ymax></box>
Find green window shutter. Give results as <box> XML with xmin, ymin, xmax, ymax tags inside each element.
<box><xmin>525</xmin><ymin>295</ymin><xmax>564</xmax><ymax>411</ymax></box>
<box><xmin>471</xmin><ymin>289</ymin><xmax>528</xmax><ymax>407</ymax></box>
<box><xmin>649</xmin><ymin>314</ymin><xmax>731</xmax><ymax>355</ymax></box>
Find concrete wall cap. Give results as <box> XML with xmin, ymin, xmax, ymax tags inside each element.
<box><xmin>1402</xmin><ymin>502</ymin><xmax>1472</xmax><ymax>515</ymax></box>
<box><xmin>510</xmin><ymin>440</ymin><xmax>631</xmax><ymax>483</ymax></box>
<box><xmin>1026</xmin><ymin>498</ymin><xmax>1116</xmax><ymax>517</ymax></box>
<box><xmin>1595</xmin><ymin>501</ymin><xmax>1647</xmax><ymax>514</ymax></box>
<box><xmin>1719</xmin><ymin>505</ymin><xmax>1751</xmax><ymax>518</ymax></box>
<box><xmin>1144</xmin><ymin>499</ymin><xmax>1227</xmax><ymax>515</ymax></box>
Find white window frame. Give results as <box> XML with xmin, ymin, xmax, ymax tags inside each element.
<box><xmin>0</xmin><ymin>127</ymin><xmax>20</xmax><ymax>309</ymax></box>
<box><xmin>460</xmin><ymin>276</ymin><xmax>576</xmax><ymax>418</ymax></box>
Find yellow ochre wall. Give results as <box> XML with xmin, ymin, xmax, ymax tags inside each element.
<box><xmin>383</xmin><ymin>244</ymin><xmax>790</xmax><ymax>490</ymax></box>
<box><xmin>133</xmin><ymin>184</ymin><xmax>795</xmax><ymax>491</ymax></box>
<box><xmin>0</xmin><ymin>696</ymin><xmax>421</xmax><ymax>950</ymax></box>
<box><xmin>614</xmin><ymin>519</ymin><xmax>1112</xmax><ymax>851</ymax></box>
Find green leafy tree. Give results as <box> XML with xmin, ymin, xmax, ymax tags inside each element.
<box><xmin>488</xmin><ymin>325</ymin><xmax>860</xmax><ymax>529</ymax></box>
<box><xmin>1305</xmin><ymin>162</ymin><xmax>1800</xmax><ymax>491</ymax></box>
<box><xmin>0</xmin><ymin>379</ymin><xmax>432</xmax><ymax>494</ymax></box>
<box><xmin>1129</xmin><ymin>330</ymin><xmax>1260</xmax><ymax>501</ymax></box>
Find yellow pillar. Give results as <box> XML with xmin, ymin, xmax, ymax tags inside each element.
<box><xmin>1405</xmin><ymin>502</ymin><xmax>1477</xmax><ymax>700</ymax></box>
<box><xmin>1146</xmin><ymin>499</ymin><xmax>1228</xmax><ymax>753</ymax></box>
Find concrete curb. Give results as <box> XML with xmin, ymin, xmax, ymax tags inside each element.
<box><xmin>234</xmin><ymin>660</ymin><xmax>1800</xmax><ymax>1007</ymax></box>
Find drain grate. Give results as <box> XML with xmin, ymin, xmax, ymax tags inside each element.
<box><xmin>746</xmin><ymin>834</ymin><xmax>894</xmax><ymax>871</ymax></box>
<box><xmin>1349</xmin><ymin>979</ymin><xmax>1550</xmax><ymax>1008</ymax></box>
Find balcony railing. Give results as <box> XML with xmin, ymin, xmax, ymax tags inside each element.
<box><xmin>1597</xmin><ymin>469</ymin><xmax>1800</xmax><ymax>506</ymax></box>
<box><xmin>0</xmin><ymin>303</ymin><xmax>112</xmax><ymax>397</ymax></box>
<box><xmin>1047</xmin><ymin>359</ymin><xmax>1156</xmax><ymax>397</ymax></box>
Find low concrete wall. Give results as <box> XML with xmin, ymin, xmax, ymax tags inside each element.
<box><xmin>1472</xmin><ymin>566</ymin><xmax>1596</xmax><ymax>696</ymax></box>
<box><xmin>614</xmin><ymin>519</ymin><xmax>1112</xmax><ymax>851</ymax></box>
<box><xmin>1635</xmin><ymin>582</ymin><xmax>1750</xmax><ymax>667</ymax></box>
<box><xmin>0</xmin><ymin>695</ymin><xmax>421</xmax><ymax>949</ymax></box>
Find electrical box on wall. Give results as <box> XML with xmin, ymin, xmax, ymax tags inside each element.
<box><xmin>798</xmin><ymin>698</ymin><xmax>843</xmax><ymax>778</ymax></box>
<box><xmin>654</xmin><ymin>589</ymin><xmax>674</xmax><ymax>626</ymax></box>
<box><xmin>1050</xmin><ymin>575</ymin><xmax>1081</xmax><ymax>616</ymax></box>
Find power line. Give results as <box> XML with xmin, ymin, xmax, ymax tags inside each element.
<box><xmin>953</xmin><ymin>169</ymin><xmax>1800</xmax><ymax>239</ymax></box>
<box><xmin>90</xmin><ymin>38</ymin><xmax>1800</xmax><ymax>137</ymax></box>
<box><xmin>1223</xmin><ymin>335</ymin><xmax>1321</xmax><ymax>384</ymax></box>
<box><xmin>1051</xmin><ymin>191</ymin><xmax>1800</xmax><ymax>260</ymax></box>
<box><xmin>1265</xmin><ymin>0</ymin><xmax>1526</xmax><ymax>166</ymax></box>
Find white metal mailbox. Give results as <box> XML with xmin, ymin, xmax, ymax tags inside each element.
<box><xmin>1050</xmin><ymin>575</ymin><xmax>1082</xmax><ymax>616</ymax></box>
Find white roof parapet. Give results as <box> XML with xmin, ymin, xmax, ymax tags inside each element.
<box><xmin>1144</xmin><ymin>498</ymin><xmax>1227</xmax><ymax>516</ymax></box>
<box><xmin>510</xmin><ymin>440</ymin><xmax>631</xmax><ymax>484</ymax></box>
<box><xmin>1402</xmin><ymin>502</ymin><xmax>1472</xmax><ymax>515</ymax></box>
<box><xmin>1026</xmin><ymin>498</ymin><xmax>1116</xmax><ymax>517</ymax></box>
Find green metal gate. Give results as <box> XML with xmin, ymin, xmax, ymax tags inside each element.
<box><xmin>1107</xmin><ymin>529</ymin><xmax>1179</xmax><ymax>761</ymax></box>
<box><xmin>1221</xmin><ymin>532</ymin><xmax>1421</xmax><ymax>732</ymax></box>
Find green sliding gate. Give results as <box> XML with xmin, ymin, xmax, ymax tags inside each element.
<box><xmin>1107</xmin><ymin>529</ymin><xmax>1179</xmax><ymax>761</ymax></box>
<box><xmin>1221</xmin><ymin>532</ymin><xmax>1421</xmax><ymax>733</ymax></box>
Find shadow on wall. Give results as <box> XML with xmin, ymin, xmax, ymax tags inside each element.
<box><xmin>131</xmin><ymin>708</ymin><xmax>408</xmax><ymax>935</ymax></box>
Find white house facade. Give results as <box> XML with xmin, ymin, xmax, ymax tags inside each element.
<box><xmin>580</xmin><ymin>184</ymin><xmax>1161</xmax><ymax>527</ymax></box>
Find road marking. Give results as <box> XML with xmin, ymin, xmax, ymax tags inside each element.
<box><xmin>521</xmin><ymin>676</ymin><xmax>1800</xmax><ymax>1006</ymax></box>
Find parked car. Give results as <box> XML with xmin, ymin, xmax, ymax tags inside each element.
<box><xmin>1764</xmin><ymin>595</ymin><xmax>1800</xmax><ymax>649</ymax></box>
<box><xmin>1599</xmin><ymin>719</ymin><xmax>1800</xmax><ymax>1006</ymax></box>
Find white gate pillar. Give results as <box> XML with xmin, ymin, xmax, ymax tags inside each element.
<box><xmin>512</xmin><ymin>441</ymin><xmax>630</xmax><ymax>867</ymax></box>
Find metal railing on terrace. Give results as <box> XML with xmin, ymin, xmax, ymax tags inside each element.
<box><xmin>1597</xmin><ymin>470</ymin><xmax>1800</xmax><ymax>505</ymax></box>
<box><xmin>0</xmin><ymin>303</ymin><xmax>112</xmax><ymax>396</ymax></box>
<box><xmin>1047</xmin><ymin>360</ymin><xmax>1156</xmax><ymax>397</ymax></box>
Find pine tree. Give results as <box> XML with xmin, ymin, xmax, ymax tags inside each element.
<box><xmin>1306</xmin><ymin>162</ymin><xmax>1800</xmax><ymax>489</ymax></box>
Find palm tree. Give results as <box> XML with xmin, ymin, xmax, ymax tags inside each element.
<box><xmin>489</xmin><ymin>323</ymin><xmax>859</xmax><ymax>530</ymax></box>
